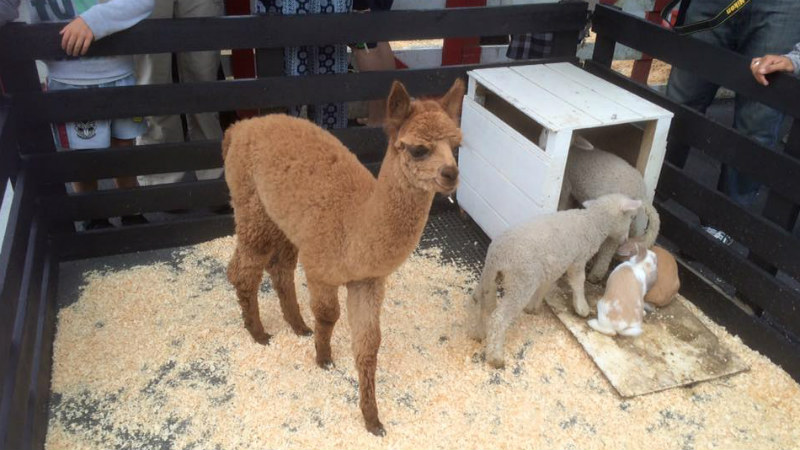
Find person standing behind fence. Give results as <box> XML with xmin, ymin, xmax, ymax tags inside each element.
<box><xmin>0</xmin><ymin>0</ymin><xmax>19</xmax><ymax>27</ymax></box>
<box><xmin>504</xmin><ymin>0</ymin><xmax>601</xmax><ymax>61</ymax></box>
<box><xmin>255</xmin><ymin>0</ymin><xmax>352</xmax><ymax>130</ymax></box>
<box><xmin>5</xmin><ymin>0</ymin><xmax>154</xmax><ymax>230</ymax></box>
<box><xmin>134</xmin><ymin>0</ymin><xmax>225</xmax><ymax>187</ymax></box>
<box><xmin>665</xmin><ymin>0</ymin><xmax>800</xmax><ymax>214</ymax></box>
<box><xmin>750</xmin><ymin>42</ymin><xmax>800</xmax><ymax>85</ymax></box>
<box><xmin>351</xmin><ymin>0</ymin><xmax>395</xmax><ymax>127</ymax></box>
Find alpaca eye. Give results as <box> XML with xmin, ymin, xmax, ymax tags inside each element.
<box><xmin>408</xmin><ymin>145</ymin><xmax>430</xmax><ymax>160</ymax></box>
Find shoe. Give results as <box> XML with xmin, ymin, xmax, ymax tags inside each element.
<box><xmin>121</xmin><ymin>214</ymin><xmax>149</xmax><ymax>226</ymax></box>
<box><xmin>704</xmin><ymin>226</ymin><xmax>733</xmax><ymax>246</ymax></box>
<box><xmin>83</xmin><ymin>218</ymin><xmax>113</xmax><ymax>231</ymax></box>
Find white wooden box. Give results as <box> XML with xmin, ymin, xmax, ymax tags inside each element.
<box><xmin>457</xmin><ymin>63</ymin><xmax>673</xmax><ymax>239</ymax></box>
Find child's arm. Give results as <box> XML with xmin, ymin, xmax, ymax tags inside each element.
<box><xmin>61</xmin><ymin>0</ymin><xmax>155</xmax><ymax>56</ymax></box>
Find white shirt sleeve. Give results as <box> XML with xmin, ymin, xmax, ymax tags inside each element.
<box><xmin>80</xmin><ymin>0</ymin><xmax>155</xmax><ymax>40</ymax></box>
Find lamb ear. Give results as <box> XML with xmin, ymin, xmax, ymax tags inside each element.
<box><xmin>571</xmin><ymin>134</ymin><xmax>594</xmax><ymax>150</ymax></box>
<box><xmin>386</xmin><ymin>81</ymin><xmax>411</xmax><ymax>134</ymax></box>
<box><xmin>635</xmin><ymin>243</ymin><xmax>647</xmax><ymax>262</ymax></box>
<box><xmin>581</xmin><ymin>199</ymin><xmax>596</xmax><ymax>209</ymax></box>
<box><xmin>620</xmin><ymin>198</ymin><xmax>642</xmax><ymax>212</ymax></box>
<box><xmin>616</xmin><ymin>240</ymin><xmax>636</xmax><ymax>257</ymax></box>
<box><xmin>439</xmin><ymin>78</ymin><xmax>466</xmax><ymax>121</ymax></box>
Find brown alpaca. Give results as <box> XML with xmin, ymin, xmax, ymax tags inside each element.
<box><xmin>223</xmin><ymin>80</ymin><xmax>465</xmax><ymax>436</ymax></box>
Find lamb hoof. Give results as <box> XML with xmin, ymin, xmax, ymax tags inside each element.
<box><xmin>587</xmin><ymin>273</ymin><xmax>604</xmax><ymax>284</ymax></box>
<box><xmin>466</xmin><ymin>329</ymin><xmax>485</xmax><ymax>342</ymax></box>
<box><xmin>317</xmin><ymin>359</ymin><xmax>335</xmax><ymax>370</ymax></box>
<box><xmin>574</xmin><ymin>303</ymin><xmax>591</xmax><ymax>318</ymax></box>
<box><xmin>366</xmin><ymin>421</ymin><xmax>386</xmax><ymax>437</ymax></box>
<box><xmin>487</xmin><ymin>356</ymin><xmax>505</xmax><ymax>369</ymax></box>
<box><xmin>251</xmin><ymin>332</ymin><xmax>272</xmax><ymax>346</ymax></box>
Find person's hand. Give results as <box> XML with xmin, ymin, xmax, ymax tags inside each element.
<box><xmin>60</xmin><ymin>16</ymin><xmax>94</xmax><ymax>57</ymax></box>
<box><xmin>750</xmin><ymin>55</ymin><xmax>794</xmax><ymax>86</ymax></box>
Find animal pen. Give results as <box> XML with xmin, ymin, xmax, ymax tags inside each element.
<box><xmin>1</xmin><ymin>2</ymin><xmax>799</xmax><ymax>449</ymax></box>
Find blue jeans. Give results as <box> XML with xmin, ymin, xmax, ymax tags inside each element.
<box><xmin>666</xmin><ymin>0</ymin><xmax>800</xmax><ymax>206</ymax></box>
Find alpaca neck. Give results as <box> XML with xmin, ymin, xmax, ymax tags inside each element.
<box><xmin>347</xmin><ymin>147</ymin><xmax>434</xmax><ymax>275</ymax></box>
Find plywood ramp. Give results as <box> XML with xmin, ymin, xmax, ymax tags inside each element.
<box><xmin>547</xmin><ymin>282</ymin><xmax>748</xmax><ymax>398</ymax></box>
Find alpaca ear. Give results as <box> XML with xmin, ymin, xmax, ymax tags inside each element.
<box><xmin>386</xmin><ymin>81</ymin><xmax>411</xmax><ymax>133</ymax></box>
<box><xmin>439</xmin><ymin>78</ymin><xmax>465</xmax><ymax>121</ymax></box>
<box><xmin>571</xmin><ymin>134</ymin><xmax>594</xmax><ymax>151</ymax></box>
<box><xmin>620</xmin><ymin>198</ymin><xmax>642</xmax><ymax>212</ymax></box>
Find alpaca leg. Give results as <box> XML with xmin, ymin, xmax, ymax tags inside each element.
<box><xmin>485</xmin><ymin>290</ymin><xmax>527</xmax><ymax>369</ymax></box>
<box><xmin>266</xmin><ymin>243</ymin><xmax>312</xmax><ymax>336</ymax></box>
<box><xmin>309</xmin><ymin>280</ymin><xmax>340</xmax><ymax>369</ymax></box>
<box><xmin>567</xmin><ymin>263</ymin><xmax>590</xmax><ymax>317</ymax></box>
<box><xmin>524</xmin><ymin>281</ymin><xmax>553</xmax><ymax>314</ymax></box>
<box><xmin>346</xmin><ymin>277</ymin><xmax>386</xmax><ymax>436</ymax></box>
<box><xmin>227</xmin><ymin>245</ymin><xmax>271</xmax><ymax>345</ymax></box>
<box><xmin>588</xmin><ymin>238</ymin><xmax>618</xmax><ymax>284</ymax></box>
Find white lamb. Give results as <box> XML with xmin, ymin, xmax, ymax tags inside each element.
<box><xmin>468</xmin><ymin>193</ymin><xmax>641</xmax><ymax>368</ymax></box>
<box><xmin>559</xmin><ymin>135</ymin><xmax>661</xmax><ymax>283</ymax></box>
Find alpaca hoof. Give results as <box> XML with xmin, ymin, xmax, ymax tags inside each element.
<box><xmin>251</xmin><ymin>332</ymin><xmax>272</xmax><ymax>345</ymax></box>
<box><xmin>317</xmin><ymin>359</ymin><xmax>335</xmax><ymax>370</ymax></box>
<box><xmin>293</xmin><ymin>325</ymin><xmax>313</xmax><ymax>337</ymax></box>
<box><xmin>366</xmin><ymin>421</ymin><xmax>386</xmax><ymax>437</ymax></box>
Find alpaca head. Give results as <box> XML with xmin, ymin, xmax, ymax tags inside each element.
<box><xmin>384</xmin><ymin>79</ymin><xmax>465</xmax><ymax>195</ymax></box>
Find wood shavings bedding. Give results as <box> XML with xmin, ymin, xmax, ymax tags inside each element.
<box><xmin>46</xmin><ymin>236</ymin><xmax>800</xmax><ymax>450</ymax></box>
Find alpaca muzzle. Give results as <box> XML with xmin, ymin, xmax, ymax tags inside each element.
<box><xmin>437</xmin><ymin>165</ymin><xmax>459</xmax><ymax>192</ymax></box>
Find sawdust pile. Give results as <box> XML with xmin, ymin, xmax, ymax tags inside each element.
<box><xmin>47</xmin><ymin>236</ymin><xmax>799</xmax><ymax>450</ymax></box>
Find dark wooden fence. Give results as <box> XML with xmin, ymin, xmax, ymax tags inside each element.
<box><xmin>0</xmin><ymin>4</ymin><xmax>586</xmax><ymax>449</ymax></box>
<box><xmin>588</xmin><ymin>4</ymin><xmax>800</xmax><ymax>377</ymax></box>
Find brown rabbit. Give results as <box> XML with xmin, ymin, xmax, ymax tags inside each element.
<box><xmin>617</xmin><ymin>241</ymin><xmax>680</xmax><ymax>308</ymax></box>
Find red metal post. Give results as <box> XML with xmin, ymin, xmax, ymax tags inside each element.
<box><xmin>225</xmin><ymin>0</ymin><xmax>256</xmax><ymax>81</ymax></box>
<box><xmin>441</xmin><ymin>0</ymin><xmax>486</xmax><ymax>66</ymax></box>
<box><xmin>630</xmin><ymin>0</ymin><xmax>673</xmax><ymax>83</ymax></box>
<box><xmin>225</xmin><ymin>0</ymin><xmax>258</xmax><ymax>118</ymax></box>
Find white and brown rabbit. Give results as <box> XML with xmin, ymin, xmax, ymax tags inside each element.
<box><xmin>588</xmin><ymin>243</ymin><xmax>657</xmax><ymax>337</ymax></box>
<box><xmin>617</xmin><ymin>240</ymin><xmax>680</xmax><ymax>309</ymax></box>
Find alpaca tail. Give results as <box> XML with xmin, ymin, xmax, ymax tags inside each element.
<box><xmin>640</xmin><ymin>203</ymin><xmax>661</xmax><ymax>249</ymax></box>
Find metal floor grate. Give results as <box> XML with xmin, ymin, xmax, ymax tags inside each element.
<box><xmin>419</xmin><ymin>202</ymin><xmax>490</xmax><ymax>275</ymax></box>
